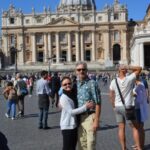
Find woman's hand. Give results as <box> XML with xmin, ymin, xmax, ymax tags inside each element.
<box><xmin>85</xmin><ymin>101</ymin><xmax>94</xmax><ymax>109</ymax></box>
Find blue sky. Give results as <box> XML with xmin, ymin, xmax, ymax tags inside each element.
<box><xmin>0</xmin><ymin>0</ymin><xmax>150</xmax><ymax>23</ymax></box>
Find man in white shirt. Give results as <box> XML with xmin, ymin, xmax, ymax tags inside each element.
<box><xmin>109</xmin><ymin>65</ymin><xmax>142</xmax><ymax>150</ymax></box>
<box><xmin>36</xmin><ymin>70</ymin><xmax>51</xmax><ymax>129</ymax></box>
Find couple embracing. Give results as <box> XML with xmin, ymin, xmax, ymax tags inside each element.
<box><xmin>59</xmin><ymin>62</ymin><xmax>101</xmax><ymax>150</ymax></box>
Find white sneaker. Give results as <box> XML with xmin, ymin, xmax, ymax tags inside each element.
<box><xmin>16</xmin><ymin>111</ymin><xmax>22</xmax><ymax>117</ymax></box>
<box><xmin>5</xmin><ymin>113</ymin><xmax>10</xmax><ymax>118</ymax></box>
<box><xmin>11</xmin><ymin>117</ymin><xmax>15</xmax><ymax>120</ymax></box>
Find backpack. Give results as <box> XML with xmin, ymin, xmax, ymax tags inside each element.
<box><xmin>16</xmin><ymin>80</ymin><xmax>28</xmax><ymax>96</ymax></box>
<box><xmin>17</xmin><ymin>86</ymin><xmax>28</xmax><ymax>96</ymax></box>
<box><xmin>8</xmin><ymin>89</ymin><xmax>17</xmax><ymax>100</ymax></box>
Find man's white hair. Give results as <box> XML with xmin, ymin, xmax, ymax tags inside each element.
<box><xmin>75</xmin><ymin>61</ymin><xmax>88</xmax><ymax>69</ymax></box>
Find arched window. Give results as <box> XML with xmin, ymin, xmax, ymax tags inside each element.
<box><xmin>113</xmin><ymin>44</ymin><xmax>121</xmax><ymax>62</ymax></box>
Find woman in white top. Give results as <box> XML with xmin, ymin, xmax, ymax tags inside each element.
<box><xmin>59</xmin><ymin>76</ymin><xmax>93</xmax><ymax>150</ymax></box>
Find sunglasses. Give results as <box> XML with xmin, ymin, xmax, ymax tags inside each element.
<box><xmin>76</xmin><ymin>68</ymin><xmax>86</xmax><ymax>72</ymax></box>
<box><xmin>62</xmin><ymin>82</ymin><xmax>71</xmax><ymax>86</ymax></box>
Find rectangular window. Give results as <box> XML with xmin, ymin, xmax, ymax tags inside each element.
<box><xmin>37</xmin><ymin>18</ymin><xmax>42</xmax><ymax>23</ymax></box>
<box><xmin>26</xmin><ymin>51</ymin><xmax>31</xmax><ymax>61</ymax></box>
<box><xmin>71</xmin><ymin>33</ymin><xmax>75</xmax><ymax>42</ymax></box>
<box><xmin>10</xmin><ymin>35</ymin><xmax>15</xmax><ymax>45</ymax></box>
<box><xmin>52</xmin><ymin>34</ymin><xmax>56</xmax><ymax>43</ymax></box>
<box><xmin>61</xmin><ymin>50</ymin><xmax>67</xmax><ymax>62</ymax></box>
<box><xmin>114</xmin><ymin>14</ymin><xmax>119</xmax><ymax>20</ymax></box>
<box><xmin>51</xmin><ymin>18</ymin><xmax>55</xmax><ymax>22</ymax></box>
<box><xmin>85</xmin><ymin>50</ymin><xmax>91</xmax><ymax>61</ymax></box>
<box><xmin>36</xmin><ymin>34</ymin><xmax>43</xmax><ymax>44</ymax></box>
<box><xmin>99</xmin><ymin>34</ymin><xmax>102</xmax><ymax>41</ymax></box>
<box><xmin>60</xmin><ymin>33</ymin><xmax>67</xmax><ymax>43</ymax></box>
<box><xmin>37</xmin><ymin>51</ymin><xmax>44</xmax><ymax>62</ymax></box>
<box><xmin>84</xmin><ymin>16</ymin><xmax>90</xmax><ymax>21</ymax></box>
<box><xmin>10</xmin><ymin>18</ymin><xmax>15</xmax><ymax>24</ymax></box>
<box><xmin>25</xmin><ymin>19</ymin><xmax>30</xmax><ymax>24</ymax></box>
<box><xmin>26</xmin><ymin>36</ymin><xmax>30</xmax><ymax>44</ymax></box>
<box><xmin>71</xmin><ymin>17</ymin><xmax>75</xmax><ymax>21</ymax></box>
<box><xmin>114</xmin><ymin>31</ymin><xmax>120</xmax><ymax>41</ymax></box>
<box><xmin>98</xmin><ymin>16</ymin><xmax>102</xmax><ymax>21</ymax></box>
<box><xmin>84</xmin><ymin>32</ymin><xmax>91</xmax><ymax>43</ymax></box>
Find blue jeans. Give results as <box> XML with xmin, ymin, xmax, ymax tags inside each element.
<box><xmin>39</xmin><ymin>108</ymin><xmax>49</xmax><ymax>127</ymax></box>
<box><xmin>7</xmin><ymin>100</ymin><xmax>16</xmax><ymax>118</ymax></box>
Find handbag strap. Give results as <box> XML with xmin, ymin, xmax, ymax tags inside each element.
<box><xmin>115</xmin><ymin>78</ymin><xmax>126</xmax><ymax>108</ymax></box>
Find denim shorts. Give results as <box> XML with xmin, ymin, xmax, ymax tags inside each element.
<box><xmin>114</xmin><ymin>106</ymin><xmax>135</xmax><ymax>123</ymax></box>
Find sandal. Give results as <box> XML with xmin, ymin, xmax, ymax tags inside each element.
<box><xmin>131</xmin><ymin>145</ymin><xmax>137</xmax><ymax>150</ymax></box>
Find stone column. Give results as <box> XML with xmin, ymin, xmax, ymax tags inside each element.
<box><xmin>3</xmin><ymin>34</ymin><xmax>8</xmax><ymax>56</ymax></box>
<box><xmin>103</xmin><ymin>30</ymin><xmax>110</xmax><ymax>60</ymax></box>
<box><xmin>75</xmin><ymin>32</ymin><xmax>80</xmax><ymax>61</ymax></box>
<box><xmin>44</xmin><ymin>33</ymin><xmax>48</xmax><ymax>62</ymax></box>
<box><xmin>139</xmin><ymin>43</ymin><xmax>144</xmax><ymax>68</ymax></box>
<box><xmin>31</xmin><ymin>33</ymin><xmax>36</xmax><ymax>63</ymax></box>
<box><xmin>2</xmin><ymin>33</ymin><xmax>9</xmax><ymax>65</ymax></box>
<box><xmin>80</xmin><ymin>32</ymin><xmax>84</xmax><ymax>61</ymax></box>
<box><xmin>18</xmin><ymin>33</ymin><xmax>25</xmax><ymax>65</ymax></box>
<box><xmin>122</xmin><ymin>30</ymin><xmax>127</xmax><ymax>64</ymax></box>
<box><xmin>92</xmin><ymin>31</ymin><xmax>96</xmax><ymax>61</ymax></box>
<box><xmin>68</xmin><ymin>32</ymin><xmax>72</xmax><ymax>62</ymax></box>
<box><xmin>133</xmin><ymin>44</ymin><xmax>139</xmax><ymax>66</ymax></box>
<box><xmin>56</xmin><ymin>32</ymin><xmax>60</xmax><ymax>63</ymax></box>
<box><xmin>48</xmin><ymin>33</ymin><xmax>52</xmax><ymax>58</ymax></box>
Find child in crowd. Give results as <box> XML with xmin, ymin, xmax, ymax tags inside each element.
<box><xmin>3</xmin><ymin>82</ymin><xmax>18</xmax><ymax>120</ymax></box>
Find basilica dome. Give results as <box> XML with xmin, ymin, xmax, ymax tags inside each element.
<box><xmin>58</xmin><ymin>0</ymin><xmax>96</xmax><ymax>12</ymax></box>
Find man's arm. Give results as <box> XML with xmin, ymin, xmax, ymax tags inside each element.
<box><xmin>109</xmin><ymin>90</ymin><xmax>115</xmax><ymax>108</ymax></box>
<box><xmin>90</xmin><ymin>81</ymin><xmax>101</xmax><ymax>131</ymax></box>
<box><xmin>128</xmin><ymin>65</ymin><xmax>142</xmax><ymax>76</ymax></box>
<box><xmin>93</xmin><ymin>104</ymin><xmax>101</xmax><ymax>132</ymax></box>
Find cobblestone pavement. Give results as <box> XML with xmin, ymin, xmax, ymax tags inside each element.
<box><xmin>0</xmin><ymin>82</ymin><xmax>150</xmax><ymax>150</ymax></box>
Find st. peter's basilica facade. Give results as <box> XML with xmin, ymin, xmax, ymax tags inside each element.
<box><xmin>1</xmin><ymin>0</ymin><xmax>150</xmax><ymax>71</ymax></box>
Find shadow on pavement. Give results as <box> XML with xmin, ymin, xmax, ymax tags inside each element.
<box><xmin>0</xmin><ymin>131</ymin><xmax>10</xmax><ymax>150</ymax></box>
<box><xmin>99</xmin><ymin>124</ymin><xmax>118</xmax><ymax>131</ymax></box>
<box><xmin>48</xmin><ymin>111</ymin><xmax>60</xmax><ymax>115</ymax></box>
<box><xmin>51</xmin><ymin>126</ymin><xmax>60</xmax><ymax>129</ymax></box>
<box><xmin>145</xmin><ymin>128</ymin><xmax>150</xmax><ymax>132</ymax></box>
<box><xmin>23</xmin><ymin>113</ymin><xmax>38</xmax><ymax>118</ymax></box>
<box><xmin>21</xmin><ymin>111</ymin><xmax>60</xmax><ymax>119</ymax></box>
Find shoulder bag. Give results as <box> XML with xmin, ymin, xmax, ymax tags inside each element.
<box><xmin>115</xmin><ymin>78</ymin><xmax>135</xmax><ymax>120</ymax></box>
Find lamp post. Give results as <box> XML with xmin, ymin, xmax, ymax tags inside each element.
<box><xmin>47</xmin><ymin>55</ymin><xmax>55</xmax><ymax>74</ymax></box>
<box><xmin>10</xmin><ymin>43</ymin><xmax>23</xmax><ymax>74</ymax></box>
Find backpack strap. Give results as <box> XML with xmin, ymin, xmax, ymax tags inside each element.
<box><xmin>115</xmin><ymin>78</ymin><xmax>126</xmax><ymax>108</ymax></box>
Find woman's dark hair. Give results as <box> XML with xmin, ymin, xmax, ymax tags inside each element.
<box><xmin>61</xmin><ymin>76</ymin><xmax>71</xmax><ymax>85</ymax></box>
<box><xmin>7</xmin><ymin>82</ymin><xmax>13</xmax><ymax>87</ymax></box>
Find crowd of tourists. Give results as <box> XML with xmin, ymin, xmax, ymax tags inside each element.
<box><xmin>0</xmin><ymin>61</ymin><xmax>150</xmax><ymax>150</ymax></box>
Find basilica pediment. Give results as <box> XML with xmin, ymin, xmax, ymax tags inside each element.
<box><xmin>46</xmin><ymin>17</ymin><xmax>79</xmax><ymax>26</ymax></box>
